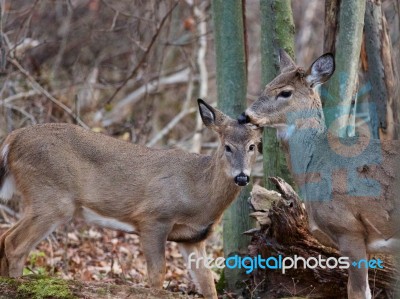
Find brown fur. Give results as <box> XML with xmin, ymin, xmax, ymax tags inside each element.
<box><xmin>0</xmin><ymin>102</ymin><xmax>261</xmax><ymax>299</ymax></box>
<box><xmin>245</xmin><ymin>51</ymin><xmax>399</xmax><ymax>299</ymax></box>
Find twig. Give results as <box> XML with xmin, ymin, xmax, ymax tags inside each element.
<box><xmin>0</xmin><ymin>207</ymin><xmax>17</xmax><ymax>219</ymax></box>
<box><xmin>250</xmin><ymin>278</ymin><xmax>265</xmax><ymax>299</ymax></box>
<box><xmin>1</xmin><ymin>103</ymin><xmax>37</xmax><ymax>125</ymax></box>
<box><xmin>109</xmin><ymin>10</ymin><xmax>119</xmax><ymax>31</ymax></box>
<box><xmin>147</xmin><ymin>70</ymin><xmax>194</xmax><ymax>146</ymax></box>
<box><xmin>0</xmin><ymin>0</ymin><xmax>6</xmax><ymax>72</ymax></box>
<box><xmin>104</xmin><ymin>1</ymin><xmax>178</xmax><ymax>106</ymax></box>
<box><xmin>51</xmin><ymin>0</ymin><xmax>73</xmax><ymax>78</ymax></box>
<box><xmin>100</xmin><ymin>0</ymin><xmax>154</xmax><ymax>21</ymax></box>
<box><xmin>47</xmin><ymin>235</ymin><xmax>55</xmax><ymax>275</ymax></box>
<box><xmin>8</xmin><ymin>58</ymin><xmax>89</xmax><ymax>129</ymax></box>
<box><xmin>0</xmin><ymin>203</ymin><xmax>19</xmax><ymax>219</ymax></box>
<box><xmin>1</xmin><ymin>90</ymin><xmax>41</xmax><ymax>104</ymax></box>
<box><xmin>102</xmin><ymin>68</ymin><xmax>195</xmax><ymax>127</ymax></box>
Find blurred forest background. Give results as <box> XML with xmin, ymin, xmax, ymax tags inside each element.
<box><xmin>0</xmin><ymin>0</ymin><xmax>399</xmax><ymax>298</ymax></box>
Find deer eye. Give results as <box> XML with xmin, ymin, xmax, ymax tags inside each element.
<box><xmin>249</xmin><ymin>144</ymin><xmax>255</xmax><ymax>151</ymax></box>
<box><xmin>278</xmin><ymin>90</ymin><xmax>292</xmax><ymax>98</ymax></box>
<box><xmin>225</xmin><ymin>145</ymin><xmax>232</xmax><ymax>153</ymax></box>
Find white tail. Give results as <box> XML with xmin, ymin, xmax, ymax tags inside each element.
<box><xmin>0</xmin><ymin>99</ymin><xmax>261</xmax><ymax>299</ymax></box>
<box><xmin>242</xmin><ymin>51</ymin><xmax>400</xmax><ymax>299</ymax></box>
<box><xmin>0</xmin><ymin>144</ymin><xmax>16</xmax><ymax>201</ymax></box>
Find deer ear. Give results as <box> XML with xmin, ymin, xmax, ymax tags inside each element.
<box><xmin>198</xmin><ymin>99</ymin><xmax>228</xmax><ymax>129</ymax></box>
<box><xmin>198</xmin><ymin>99</ymin><xmax>215</xmax><ymax>127</ymax></box>
<box><xmin>306</xmin><ymin>53</ymin><xmax>335</xmax><ymax>88</ymax></box>
<box><xmin>279</xmin><ymin>49</ymin><xmax>296</xmax><ymax>73</ymax></box>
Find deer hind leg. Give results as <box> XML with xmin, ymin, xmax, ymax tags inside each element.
<box><xmin>179</xmin><ymin>241</ymin><xmax>217</xmax><ymax>299</ymax></box>
<box><xmin>3</xmin><ymin>213</ymin><xmax>64</xmax><ymax>277</ymax></box>
<box><xmin>339</xmin><ymin>234</ymin><xmax>371</xmax><ymax>299</ymax></box>
<box><xmin>140</xmin><ymin>222</ymin><xmax>171</xmax><ymax>289</ymax></box>
<box><xmin>0</xmin><ymin>220</ymin><xmax>22</xmax><ymax>276</ymax></box>
<box><xmin>2</xmin><ymin>193</ymin><xmax>74</xmax><ymax>277</ymax></box>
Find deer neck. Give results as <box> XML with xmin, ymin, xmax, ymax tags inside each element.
<box><xmin>201</xmin><ymin>148</ymin><xmax>241</xmax><ymax>219</ymax></box>
<box><xmin>277</xmin><ymin>101</ymin><xmax>326</xmax><ymax>179</ymax></box>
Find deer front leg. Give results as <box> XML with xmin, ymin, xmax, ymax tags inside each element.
<box><xmin>140</xmin><ymin>222</ymin><xmax>171</xmax><ymax>289</ymax></box>
<box><xmin>179</xmin><ymin>241</ymin><xmax>217</xmax><ymax>299</ymax></box>
<box><xmin>339</xmin><ymin>234</ymin><xmax>371</xmax><ymax>299</ymax></box>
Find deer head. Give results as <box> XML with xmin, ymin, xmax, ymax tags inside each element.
<box><xmin>239</xmin><ymin>50</ymin><xmax>335</xmax><ymax>128</ymax></box>
<box><xmin>198</xmin><ymin>99</ymin><xmax>261</xmax><ymax>186</ymax></box>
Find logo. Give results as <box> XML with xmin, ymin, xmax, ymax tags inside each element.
<box><xmin>187</xmin><ymin>253</ymin><xmax>384</xmax><ymax>274</ymax></box>
<box><xmin>286</xmin><ymin>102</ymin><xmax>382</xmax><ymax>201</ymax></box>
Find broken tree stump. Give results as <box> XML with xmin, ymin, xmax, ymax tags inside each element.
<box><xmin>246</xmin><ymin>177</ymin><xmax>397</xmax><ymax>298</ymax></box>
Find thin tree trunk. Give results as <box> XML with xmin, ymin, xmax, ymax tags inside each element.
<box><xmin>212</xmin><ymin>0</ymin><xmax>252</xmax><ymax>291</ymax></box>
<box><xmin>364</xmin><ymin>0</ymin><xmax>398</xmax><ymax>140</ymax></box>
<box><xmin>324</xmin><ymin>0</ymin><xmax>340</xmax><ymax>54</ymax></box>
<box><xmin>260</xmin><ymin>0</ymin><xmax>295</xmax><ymax>190</ymax></box>
<box><xmin>322</xmin><ymin>0</ymin><xmax>366</xmax><ymax>137</ymax></box>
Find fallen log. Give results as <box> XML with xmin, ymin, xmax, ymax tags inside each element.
<box><xmin>246</xmin><ymin>177</ymin><xmax>397</xmax><ymax>298</ymax></box>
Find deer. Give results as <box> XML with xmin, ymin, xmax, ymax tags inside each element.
<box><xmin>239</xmin><ymin>50</ymin><xmax>400</xmax><ymax>299</ymax></box>
<box><xmin>0</xmin><ymin>99</ymin><xmax>261</xmax><ymax>299</ymax></box>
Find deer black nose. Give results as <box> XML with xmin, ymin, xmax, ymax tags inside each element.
<box><xmin>238</xmin><ymin>112</ymin><xmax>250</xmax><ymax>124</ymax></box>
<box><xmin>234</xmin><ymin>172</ymin><xmax>250</xmax><ymax>186</ymax></box>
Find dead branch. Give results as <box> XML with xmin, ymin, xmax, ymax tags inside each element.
<box><xmin>147</xmin><ymin>70</ymin><xmax>194</xmax><ymax>147</ymax></box>
<box><xmin>101</xmin><ymin>68</ymin><xmax>195</xmax><ymax>127</ymax></box>
<box><xmin>1</xmin><ymin>102</ymin><xmax>37</xmax><ymax>125</ymax></box>
<box><xmin>1</xmin><ymin>90</ymin><xmax>41</xmax><ymax>104</ymax></box>
<box><xmin>7</xmin><ymin>58</ymin><xmax>89</xmax><ymax>129</ymax></box>
<box><xmin>104</xmin><ymin>2</ymin><xmax>178</xmax><ymax>106</ymax></box>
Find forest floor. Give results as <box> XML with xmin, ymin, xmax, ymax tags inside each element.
<box><xmin>0</xmin><ymin>217</ymin><xmax>224</xmax><ymax>298</ymax></box>
<box><xmin>0</xmin><ymin>275</ymin><xmax>188</xmax><ymax>299</ymax></box>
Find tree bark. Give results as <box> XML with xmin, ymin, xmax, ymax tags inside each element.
<box><xmin>364</xmin><ymin>0</ymin><xmax>399</xmax><ymax>140</ymax></box>
<box><xmin>321</xmin><ymin>0</ymin><xmax>366</xmax><ymax>137</ymax></box>
<box><xmin>212</xmin><ymin>0</ymin><xmax>253</xmax><ymax>291</ymax></box>
<box><xmin>324</xmin><ymin>0</ymin><xmax>340</xmax><ymax>54</ymax></box>
<box><xmin>259</xmin><ymin>0</ymin><xmax>295</xmax><ymax>190</ymax></box>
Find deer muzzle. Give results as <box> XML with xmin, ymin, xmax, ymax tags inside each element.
<box><xmin>234</xmin><ymin>172</ymin><xmax>250</xmax><ymax>186</ymax></box>
<box><xmin>238</xmin><ymin>112</ymin><xmax>250</xmax><ymax>124</ymax></box>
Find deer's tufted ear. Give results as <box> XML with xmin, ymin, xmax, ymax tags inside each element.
<box><xmin>305</xmin><ymin>53</ymin><xmax>335</xmax><ymax>88</ymax></box>
<box><xmin>198</xmin><ymin>99</ymin><xmax>230</xmax><ymax>132</ymax></box>
<box><xmin>279</xmin><ymin>49</ymin><xmax>296</xmax><ymax>73</ymax></box>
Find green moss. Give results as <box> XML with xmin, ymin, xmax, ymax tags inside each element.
<box><xmin>17</xmin><ymin>276</ymin><xmax>74</xmax><ymax>299</ymax></box>
<box><xmin>0</xmin><ymin>276</ymin><xmax>17</xmax><ymax>299</ymax></box>
<box><xmin>0</xmin><ymin>276</ymin><xmax>18</xmax><ymax>286</ymax></box>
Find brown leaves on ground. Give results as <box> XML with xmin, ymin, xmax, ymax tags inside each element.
<box><xmin>0</xmin><ymin>219</ymin><xmax>224</xmax><ymax>298</ymax></box>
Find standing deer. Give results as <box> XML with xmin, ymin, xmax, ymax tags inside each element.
<box><xmin>0</xmin><ymin>99</ymin><xmax>261</xmax><ymax>299</ymax></box>
<box><xmin>239</xmin><ymin>50</ymin><xmax>400</xmax><ymax>299</ymax></box>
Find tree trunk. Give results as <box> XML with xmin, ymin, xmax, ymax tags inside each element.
<box><xmin>259</xmin><ymin>0</ymin><xmax>295</xmax><ymax>190</ymax></box>
<box><xmin>321</xmin><ymin>0</ymin><xmax>366</xmax><ymax>137</ymax></box>
<box><xmin>383</xmin><ymin>0</ymin><xmax>400</xmax><ymax>136</ymax></box>
<box><xmin>212</xmin><ymin>0</ymin><xmax>252</xmax><ymax>291</ymax></box>
<box><xmin>324</xmin><ymin>0</ymin><xmax>340</xmax><ymax>54</ymax></box>
<box><xmin>364</xmin><ymin>0</ymin><xmax>399</xmax><ymax>140</ymax></box>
